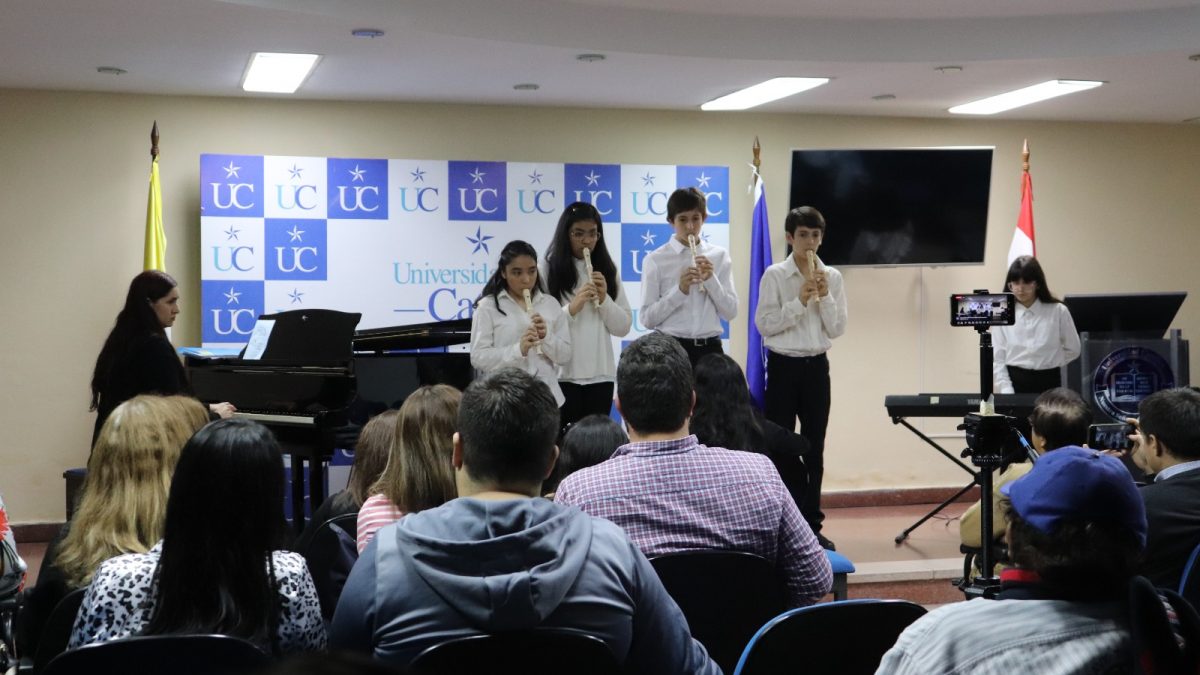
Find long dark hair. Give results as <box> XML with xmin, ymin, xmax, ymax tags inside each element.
<box><xmin>143</xmin><ymin>418</ymin><xmax>288</xmax><ymax>652</ymax></box>
<box><xmin>544</xmin><ymin>414</ymin><xmax>627</xmax><ymax>494</ymax></box>
<box><xmin>90</xmin><ymin>271</ymin><xmax>179</xmax><ymax>411</ymax></box>
<box><xmin>544</xmin><ymin>202</ymin><xmax>619</xmax><ymax>303</ymax></box>
<box><xmin>474</xmin><ymin>240</ymin><xmax>545</xmax><ymax>316</ymax></box>
<box><xmin>1004</xmin><ymin>256</ymin><xmax>1061</xmax><ymax>304</ymax></box>
<box><xmin>690</xmin><ymin>354</ymin><xmax>765</xmax><ymax>453</ymax></box>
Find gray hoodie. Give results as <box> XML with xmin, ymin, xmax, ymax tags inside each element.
<box><xmin>330</xmin><ymin>496</ymin><xmax>719</xmax><ymax>674</ymax></box>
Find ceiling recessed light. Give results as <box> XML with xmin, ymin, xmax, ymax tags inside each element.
<box><xmin>576</xmin><ymin>53</ymin><xmax>606</xmax><ymax>63</ymax></box>
<box><xmin>513</xmin><ymin>83</ymin><xmax>540</xmax><ymax>91</ymax></box>
<box><xmin>351</xmin><ymin>28</ymin><xmax>385</xmax><ymax>39</ymax></box>
<box><xmin>935</xmin><ymin>66</ymin><xmax>963</xmax><ymax>74</ymax></box>
<box><xmin>700</xmin><ymin>77</ymin><xmax>829</xmax><ymax>111</ymax></box>
<box><xmin>949</xmin><ymin>79</ymin><xmax>1103</xmax><ymax>115</ymax></box>
<box><xmin>872</xmin><ymin>94</ymin><xmax>896</xmax><ymax>101</ymax></box>
<box><xmin>96</xmin><ymin>67</ymin><xmax>127</xmax><ymax>75</ymax></box>
<box><xmin>242</xmin><ymin>52</ymin><xmax>321</xmax><ymax>94</ymax></box>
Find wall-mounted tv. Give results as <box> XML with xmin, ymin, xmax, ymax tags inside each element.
<box><xmin>788</xmin><ymin>148</ymin><xmax>994</xmax><ymax>266</ymax></box>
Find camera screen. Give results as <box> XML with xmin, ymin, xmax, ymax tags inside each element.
<box><xmin>1088</xmin><ymin>423</ymin><xmax>1134</xmax><ymax>451</ymax></box>
<box><xmin>950</xmin><ymin>293</ymin><xmax>1016</xmax><ymax>327</ymax></box>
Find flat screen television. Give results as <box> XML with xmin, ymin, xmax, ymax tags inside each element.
<box><xmin>788</xmin><ymin>148</ymin><xmax>994</xmax><ymax>266</ymax></box>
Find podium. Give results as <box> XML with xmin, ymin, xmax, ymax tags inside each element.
<box><xmin>1061</xmin><ymin>292</ymin><xmax>1189</xmax><ymax>422</ymax></box>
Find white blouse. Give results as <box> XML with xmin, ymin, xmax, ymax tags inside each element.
<box><xmin>542</xmin><ymin>258</ymin><xmax>632</xmax><ymax>384</ymax></box>
<box><xmin>991</xmin><ymin>299</ymin><xmax>1081</xmax><ymax>394</ymax></box>
<box><xmin>470</xmin><ymin>290</ymin><xmax>572</xmax><ymax>405</ymax></box>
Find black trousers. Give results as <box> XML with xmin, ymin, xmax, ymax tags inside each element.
<box><xmin>670</xmin><ymin>335</ymin><xmax>724</xmax><ymax>368</ymax></box>
<box><xmin>764</xmin><ymin>351</ymin><xmax>831</xmax><ymax>532</ymax></box>
<box><xmin>1007</xmin><ymin>365</ymin><xmax>1062</xmax><ymax>394</ymax></box>
<box><xmin>560</xmin><ymin>381</ymin><xmax>616</xmax><ymax>431</ymax></box>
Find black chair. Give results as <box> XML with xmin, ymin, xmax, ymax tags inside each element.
<box><xmin>1129</xmin><ymin>575</ymin><xmax>1200</xmax><ymax>674</ymax></box>
<box><xmin>733</xmin><ymin>599</ymin><xmax>927</xmax><ymax>675</ymax></box>
<box><xmin>410</xmin><ymin>630</ymin><xmax>621</xmax><ymax>675</ymax></box>
<box><xmin>42</xmin><ymin>634</ymin><xmax>270</xmax><ymax>675</ymax></box>
<box><xmin>649</xmin><ymin>550</ymin><xmax>786</xmax><ymax>675</ymax></box>
<box><xmin>957</xmin><ymin>542</ymin><xmax>1010</xmax><ymax>588</ymax></box>
<box><xmin>33</xmin><ymin>585</ymin><xmax>87</xmax><ymax>673</ymax></box>
<box><xmin>1176</xmin><ymin>540</ymin><xmax>1200</xmax><ymax>610</ymax></box>
<box><xmin>297</xmin><ymin>512</ymin><xmax>358</xmax><ymax>620</ymax></box>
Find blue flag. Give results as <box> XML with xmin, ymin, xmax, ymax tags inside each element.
<box><xmin>747</xmin><ymin>170</ymin><xmax>772</xmax><ymax>409</ymax></box>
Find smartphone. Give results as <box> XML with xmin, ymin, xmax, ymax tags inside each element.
<box><xmin>1088</xmin><ymin>423</ymin><xmax>1134</xmax><ymax>451</ymax></box>
<box><xmin>950</xmin><ymin>293</ymin><xmax>1016</xmax><ymax>328</ymax></box>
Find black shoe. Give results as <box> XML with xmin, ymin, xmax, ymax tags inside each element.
<box><xmin>817</xmin><ymin>533</ymin><xmax>836</xmax><ymax>551</ymax></box>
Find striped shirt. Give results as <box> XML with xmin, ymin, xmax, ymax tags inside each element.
<box><xmin>554</xmin><ymin>435</ymin><xmax>831</xmax><ymax>607</ymax></box>
<box><xmin>356</xmin><ymin>494</ymin><xmax>405</xmax><ymax>554</ymax></box>
<box><xmin>876</xmin><ymin>597</ymin><xmax>1131</xmax><ymax>674</ymax></box>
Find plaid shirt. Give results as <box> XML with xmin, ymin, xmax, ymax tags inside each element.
<box><xmin>555</xmin><ymin>435</ymin><xmax>832</xmax><ymax>607</ymax></box>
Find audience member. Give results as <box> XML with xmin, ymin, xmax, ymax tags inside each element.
<box><xmin>19</xmin><ymin>395</ymin><xmax>208</xmax><ymax>655</ymax></box>
<box><xmin>555</xmin><ymin>332</ymin><xmax>832</xmax><ymax>607</ymax></box>
<box><xmin>295</xmin><ymin>409</ymin><xmax>398</xmax><ymax>552</ymax></box>
<box><xmin>543</xmin><ymin>414</ymin><xmax>627</xmax><ymax>496</ymax></box>
<box><xmin>356</xmin><ymin>385</ymin><xmax>459</xmax><ymax>553</ymax></box>
<box><xmin>0</xmin><ymin>492</ymin><xmax>24</xmax><ymax>596</ymax></box>
<box><xmin>69</xmin><ymin>418</ymin><xmax>326</xmax><ymax>655</ymax></box>
<box><xmin>690</xmin><ymin>353</ymin><xmax>810</xmax><ymax>521</ymax></box>
<box><xmin>878</xmin><ymin>447</ymin><xmax>1145</xmax><ymax>673</ymax></box>
<box><xmin>330</xmin><ymin>369</ymin><xmax>719</xmax><ymax>673</ymax></box>
<box><xmin>1132</xmin><ymin>387</ymin><xmax>1200</xmax><ymax>589</ymax></box>
<box><xmin>960</xmin><ymin>386</ymin><xmax>1091</xmax><ymax>548</ymax></box>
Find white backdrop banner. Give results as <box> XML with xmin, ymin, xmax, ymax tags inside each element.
<box><xmin>200</xmin><ymin>154</ymin><xmax>731</xmax><ymax>349</ymax></box>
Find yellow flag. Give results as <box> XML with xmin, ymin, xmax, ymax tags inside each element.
<box><xmin>144</xmin><ymin>156</ymin><xmax>166</xmax><ymax>271</ymax></box>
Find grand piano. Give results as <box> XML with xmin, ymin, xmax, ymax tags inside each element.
<box><xmin>187</xmin><ymin>310</ymin><xmax>472</xmax><ymax>530</ymax></box>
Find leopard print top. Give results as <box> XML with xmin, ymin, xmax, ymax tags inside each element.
<box><xmin>68</xmin><ymin>542</ymin><xmax>326</xmax><ymax>654</ymax></box>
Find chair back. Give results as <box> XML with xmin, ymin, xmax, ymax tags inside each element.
<box><xmin>733</xmin><ymin>599</ymin><xmax>927</xmax><ymax>675</ymax></box>
<box><xmin>33</xmin><ymin>585</ymin><xmax>88</xmax><ymax>672</ymax></box>
<box><xmin>1177</xmin><ymin>540</ymin><xmax>1200</xmax><ymax>609</ymax></box>
<box><xmin>650</xmin><ymin>550</ymin><xmax>786</xmax><ymax>674</ymax></box>
<box><xmin>299</xmin><ymin>512</ymin><xmax>358</xmax><ymax>620</ymax></box>
<box><xmin>43</xmin><ymin>633</ymin><xmax>270</xmax><ymax>675</ymax></box>
<box><xmin>1130</xmin><ymin>575</ymin><xmax>1200</xmax><ymax>675</ymax></box>
<box><xmin>410</xmin><ymin>630</ymin><xmax>621</xmax><ymax>675</ymax></box>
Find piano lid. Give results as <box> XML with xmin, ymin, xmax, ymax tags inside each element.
<box><xmin>353</xmin><ymin>317</ymin><xmax>472</xmax><ymax>353</ymax></box>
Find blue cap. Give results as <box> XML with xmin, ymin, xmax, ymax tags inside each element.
<box><xmin>1001</xmin><ymin>446</ymin><xmax>1147</xmax><ymax>549</ymax></box>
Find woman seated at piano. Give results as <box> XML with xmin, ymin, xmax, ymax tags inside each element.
<box><xmin>90</xmin><ymin>270</ymin><xmax>235</xmax><ymax>445</ymax></box>
<box><xmin>469</xmin><ymin>240</ymin><xmax>571</xmax><ymax>407</ymax></box>
<box><xmin>991</xmin><ymin>256</ymin><xmax>1081</xmax><ymax>395</ymax></box>
<box><xmin>542</xmin><ymin>202</ymin><xmax>632</xmax><ymax>429</ymax></box>
<box><xmin>355</xmin><ymin>385</ymin><xmax>460</xmax><ymax>553</ymax></box>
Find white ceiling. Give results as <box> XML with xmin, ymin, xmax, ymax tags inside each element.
<box><xmin>3</xmin><ymin>0</ymin><xmax>1199</xmax><ymax>123</ymax></box>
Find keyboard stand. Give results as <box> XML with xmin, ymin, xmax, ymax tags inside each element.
<box><xmin>890</xmin><ymin>415</ymin><xmax>978</xmax><ymax>544</ymax></box>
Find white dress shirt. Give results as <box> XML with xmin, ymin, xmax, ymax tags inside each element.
<box><xmin>640</xmin><ymin>237</ymin><xmax>737</xmax><ymax>339</ymax></box>
<box><xmin>470</xmin><ymin>290</ymin><xmax>571</xmax><ymax>405</ymax></box>
<box><xmin>754</xmin><ymin>253</ymin><xmax>847</xmax><ymax>357</ymax></box>
<box><xmin>991</xmin><ymin>299</ymin><xmax>1081</xmax><ymax>394</ymax></box>
<box><xmin>541</xmin><ymin>258</ymin><xmax>632</xmax><ymax>384</ymax></box>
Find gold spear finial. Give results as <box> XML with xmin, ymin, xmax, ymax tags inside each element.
<box><xmin>1021</xmin><ymin>138</ymin><xmax>1029</xmax><ymax>173</ymax></box>
<box><xmin>151</xmin><ymin>121</ymin><xmax>160</xmax><ymax>160</ymax></box>
<box><xmin>752</xmin><ymin>136</ymin><xmax>762</xmax><ymax>171</ymax></box>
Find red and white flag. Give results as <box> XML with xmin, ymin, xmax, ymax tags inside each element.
<box><xmin>1007</xmin><ymin>140</ymin><xmax>1035</xmax><ymax>266</ymax></box>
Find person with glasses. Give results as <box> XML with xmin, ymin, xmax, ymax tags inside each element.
<box><xmin>543</xmin><ymin>202</ymin><xmax>631</xmax><ymax>429</ymax></box>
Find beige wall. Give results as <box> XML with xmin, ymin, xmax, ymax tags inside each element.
<box><xmin>3</xmin><ymin>88</ymin><xmax>1199</xmax><ymax>523</ymax></box>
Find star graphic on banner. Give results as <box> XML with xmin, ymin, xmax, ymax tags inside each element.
<box><xmin>224</xmin><ymin>287</ymin><xmax>241</xmax><ymax>305</ymax></box>
<box><xmin>528</xmin><ymin>170</ymin><xmax>543</xmax><ymax>185</ymax></box>
<box><xmin>584</xmin><ymin>170</ymin><xmax>601</xmax><ymax>187</ymax></box>
<box><xmin>410</xmin><ymin>167</ymin><xmax>426</xmax><ymax>183</ymax></box>
<box><xmin>467</xmin><ymin>226</ymin><xmax>494</xmax><ymax>254</ymax></box>
<box><xmin>224</xmin><ymin>226</ymin><xmax>240</xmax><ymax>241</ymax></box>
<box><xmin>641</xmin><ymin>172</ymin><xmax>655</xmax><ymax>187</ymax></box>
<box><xmin>223</xmin><ymin>162</ymin><xmax>241</xmax><ymax>178</ymax></box>
<box><xmin>469</xmin><ymin>168</ymin><xmax>486</xmax><ymax>184</ymax></box>
<box><xmin>641</xmin><ymin>230</ymin><xmax>657</xmax><ymax>246</ymax></box>
<box><xmin>695</xmin><ymin>172</ymin><xmax>712</xmax><ymax>189</ymax></box>
<box><xmin>349</xmin><ymin>165</ymin><xmax>366</xmax><ymax>182</ymax></box>
<box><xmin>288</xmin><ymin>289</ymin><xmax>304</xmax><ymax>304</ymax></box>
<box><xmin>287</xmin><ymin>225</ymin><xmax>305</xmax><ymax>242</ymax></box>
<box><xmin>288</xmin><ymin>164</ymin><xmax>303</xmax><ymax>180</ymax></box>
<box><xmin>701</xmin><ymin>232</ymin><xmax>712</xmax><ymax>243</ymax></box>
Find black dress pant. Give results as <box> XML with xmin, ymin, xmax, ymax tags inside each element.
<box><xmin>764</xmin><ymin>351</ymin><xmax>831</xmax><ymax>532</ymax></box>
<box><xmin>1006</xmin><ymin>365</ymin><xmax>1062</xmax><ymax>394</ymax></box>
<box><xmin>559</xmin><ymin>381</ymin><xmax>616</xmax><ymax>432</ymax></box>
<box><xmin>670</xmin><ymin>335</ymin><xmax>724</xmax><ymax>368</ymax></box>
